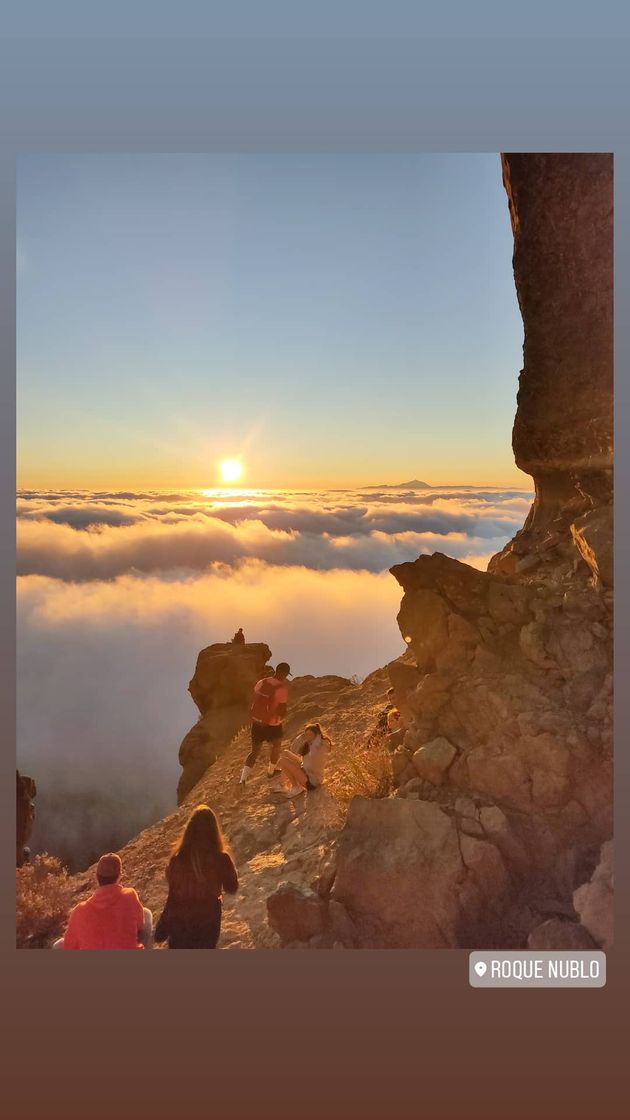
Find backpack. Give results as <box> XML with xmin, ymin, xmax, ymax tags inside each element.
<box><xmin>250</xmin><ymin>678</ymin><xmax>283</xmax><ymax>724</ymax></box>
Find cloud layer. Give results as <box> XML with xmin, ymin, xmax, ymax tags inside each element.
<box><xmin>17</xmin><ymin>486</ymin><xmax>532</xmax><ymax>579</ymax></box>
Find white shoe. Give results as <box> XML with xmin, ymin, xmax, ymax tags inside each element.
<box><xmin>239</xmin><ymin>765</ymin><xmax>253</xmax><ymax>784</ymax></box>
<box><xmin>284</xmin><ymin>784</ymin><xmax>305</xmax><ymax>798</ymax></box>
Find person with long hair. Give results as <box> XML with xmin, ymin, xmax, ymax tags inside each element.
<box><xmin>154</xmin><ymin>804</ymin><xmax>238</xmax><ymax>949</ymax></box>
<box><xmin>272</xmin><ymin>722</ymin><xmax>332</xmax><ymax>799</ymax></box>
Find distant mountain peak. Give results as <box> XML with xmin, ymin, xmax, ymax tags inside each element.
<box><xmin>364</xmin><ymin>478</ymin><xmax>431</xmax><ymax>490</ymax></box>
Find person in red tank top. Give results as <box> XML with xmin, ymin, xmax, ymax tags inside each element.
<box><xmin>239</xmin><ymin>662</ymin><xmax>292</xmax><ymax>784</ymax></box>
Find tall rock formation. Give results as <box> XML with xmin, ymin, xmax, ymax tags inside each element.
<box><xmin>491</xmin><ymin>153</ymin><xmax>613</xmax><ymax>587</ymax></box>
<box><xmin>177</xmin><ymin>641</ymin><xmax>272</xmax><ymax>804</ymax></box>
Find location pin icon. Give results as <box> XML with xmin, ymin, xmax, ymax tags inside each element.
<box><xmin>474</xmin><ymin>961</ymin><xmax>487</xmax><ymax>977</ymax></box>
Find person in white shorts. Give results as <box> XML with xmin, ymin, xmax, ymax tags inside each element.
<box><xmin>272</xmin><ymin>722</ymin><xmax>332</xmax><ymax>798</ymax></box>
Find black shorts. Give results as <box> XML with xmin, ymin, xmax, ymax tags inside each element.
<box><xmin>251</xmin><ymin>722</ymin><xmax>283</xmax><ymax>746</ymax></box>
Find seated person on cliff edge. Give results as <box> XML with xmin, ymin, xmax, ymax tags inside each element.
<box><xmin>231</xmin><ymin>627</ymin><xmax>245</xmax><ymax>645</ymax></box>
<box><xmin>271</xmin><ymin>722</ymin><xmax>333</xmax><ymax>798</ymax></box>
<box><xmin>239</xmin><ymin>662</ymin><xmax>292</xmax><ymax>784</ymax></box>
<box><xmin>53</xmin><ymin>853</ymin><xmax>153</xmax><ymax>950</ymax></box>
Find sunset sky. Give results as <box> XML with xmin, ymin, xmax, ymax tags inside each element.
<box><xmin>17</xmin><ymin>153</ymin><xmax>526</xmax><ymax>490</ymax></box>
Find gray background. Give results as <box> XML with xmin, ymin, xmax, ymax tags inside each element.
<box><xmin>1</xmin><ymin>5</ymin><xmax>628</xmax><ymax>1115</ymax></box>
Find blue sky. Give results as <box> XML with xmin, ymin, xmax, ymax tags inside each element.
<box><xmin>17</xmin><ymin>153</ymin><xmax>525</xmax><ymax>488</ymax></box>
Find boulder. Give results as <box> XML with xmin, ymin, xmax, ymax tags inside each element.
<box><xmin>331</xmin><ymin>797</ymin><xmax>510</xmax><ymax>948</ymax></box>
<box><xmin>266</xmin><ymin>882</ymin><xmax>326</xmax><ymax>944</ymax></box>
<box><xmin>411</xmin><ymin>737</ymin><xmax>457</xmax><ymax>785</ymax></box>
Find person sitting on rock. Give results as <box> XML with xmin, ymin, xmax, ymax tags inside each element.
<box><xmin>239</xmin><ymin>662</ymin><xmax>292</xmax><ymax>784</ymax></box>
<box><xmin>385</xmin><ymin>706</ymin><xmax>405</xmax><ymax>750</ymax></box>
<box><xmin>53</xmin><ymin>853</ymin><xmax>153</xmax><ymax>950</ymax></box>
<box><xmin>232</xmin><ymin>627</ymin><xmax>245</xmax><ymax>645</ymax></box>
<box><xmin>271</xmin><ymin>722</ymin><xmax>332</xmax><ymax>798</ymax></box>
<box><xmin>154</xmin><ymin>804</ymin><xmax>238</xmax><ymax>949</ymax></box>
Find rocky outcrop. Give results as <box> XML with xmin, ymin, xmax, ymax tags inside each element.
<box><xmin>178</xmin><ymin>641</ymin><xmax>272</xmax><ymax>803</ymax></box>
<box><xmin>16</xmin><ymin>770</ymin><xmax>36</xmax><ymax>868</ymax></box>
<box><xmin>390</xmin><ymin>552</ymin><xmax>611</xmax><ymax>833</ymax></box>
<box><xmin>490</xmin><ymin>153</ymin><xmax>613</xmax><ymax>586</ymax></box>
<box><xmin>378</xmin><ymin>542</ymin><xmax>612</xmax><ymax>948</ymax></box>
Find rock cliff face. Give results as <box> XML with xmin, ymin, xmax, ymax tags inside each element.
<box><xmin>16</xmin><ymin>770</ymin><xmax>37</xmax><ymax>868</ymax></box>
<box><xmin>355</xmin><ymin>550</ymin><xmax>613</xmax><ymax>946</ymax></box>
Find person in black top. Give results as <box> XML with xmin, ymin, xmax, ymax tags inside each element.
<box><xmin>154</xmin><ymin>804</ymin><xmax>238</xmax><ymax>949</ymax></box>
<box><xmin>232</xmin><ymin>627</ymin><xmax>245</xmax><ymax>645</ymax></box>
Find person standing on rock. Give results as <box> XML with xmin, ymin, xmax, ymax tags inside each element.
<box><xmin>154</xmin><ymin>804</ymin><xmax>238</xmax><ymax>949</ymax></box>
<box><xmin>239</xmin><ymin>661</ymin><xmax>292</xmax><ymax>784</ymax></box>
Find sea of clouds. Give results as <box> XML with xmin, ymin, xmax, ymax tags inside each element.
<box><xmin>16</xmin><ymin>485</ymin><xmax>532</xmax><ymax>868</ymax></box>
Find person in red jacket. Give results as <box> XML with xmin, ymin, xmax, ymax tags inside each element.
<box><xmin>239</xmin><ymin>662</ymin><xmax>292</xmax><ymax>784</ymax></box>
<box><xmin>55</xmin><ymin>853</ymin><xmax>152</xmax><ymax>950</ymax></box>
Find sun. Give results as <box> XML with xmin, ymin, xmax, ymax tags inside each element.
<box><xmin>219</xmin><ymin>458</ymin><xmax>243</xmax><ymax>484</ymax></box>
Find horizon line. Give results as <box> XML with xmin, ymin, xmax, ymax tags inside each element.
<box><xmin>16</xmin><ymin>480</ymin><xmax>534</xmax><ymax>494</ymax></box>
